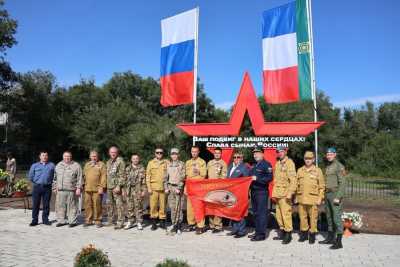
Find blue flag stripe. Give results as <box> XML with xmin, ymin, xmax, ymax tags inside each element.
<box><xmin>262</xmin><ymin>1</ymin><xmax>296</xmax><ymax>39</ymax></box>
<box><xmin>160</xmin><ymin>39</ymin><xmax>194</xmax><ymax>76</ymax></box>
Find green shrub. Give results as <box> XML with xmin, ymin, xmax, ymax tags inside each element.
<box><xmin>156</xmin><ymin>258</ymin><xmax>190</xmax><ymax>267</ymax></box>
<box><xmin>74</xmin><ymin>244</ymin><xmax>111</xmax><ymax>267</ymax></box>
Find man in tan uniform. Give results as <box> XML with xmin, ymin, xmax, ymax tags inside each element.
<box><xmin>83</xmin><ymin>150</ymin><xmax>107</xmax><ymax>228</ymax></box>
<box><xmin>164</xmin><ymin>148</ymin><xmax>185</xmax><ymax>234</ymax></box>
<box><xmin>296</xmin><ymin>151</ymin><xmax>325</xmax><ymax>244</ymax></box>
<box><xmin>206</xmin><ymin>148</ymin><xmax>227</xmax><ymax>233</ymax></box>
<box><xmin>146</xmin><ymin>147</ymin><xmax>168</xmax><ymax>230</ymax></box>
<box><xmin>271</xmin><ymin>145</ymin><xmax>297</xmax><ymax>244</ymax></box>
<box><xmin>185</xmin><ymin>146</ymin><xmax>207</xmax><ymax>234</ymax></box>
<box><xmin>106</xmin><ymin>146</ymin><xmax>126</xmax><ymax>229</ymax></box>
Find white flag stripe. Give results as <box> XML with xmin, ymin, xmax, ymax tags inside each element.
<box><xmin>161</xmin><ymin>8</ymin><xmax>197</xmax><ymax>48</ymax></box>
<box><xmin>262</xmin><ymin>32</ymin><xmax>298</xmax><ymax>70</ymax></box>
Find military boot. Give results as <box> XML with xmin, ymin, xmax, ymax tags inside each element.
<box><xmin>273</xmin><ymin>229</ymin><xmax>284</xmax><ymax>240</ymax></box>
<box><xmin>309</xmin><ymin>232</ymin><xmax>316</xmax><ymax>244</ymax></box>
<box><xmin>282</xmin><ymin>231</ymin><xmax>292</xmax><ymax>245</ymax></box>
<box><xmin>151</xmin><ymin>219</ymin><xmax>158</xmax><ymax>231</ymax></box>
<box><xmin>298</xmin><ymin>231</ymin><xmax>308</xmax><ymax>242</ymax></box>
<box><xmin>159</xmin><ymin>219</ymin><xmax>166</xmax><ymax>229</ymax></box>
<box><xmin>329</xmin><ymin>234</ymin><xmax>343</xmax><ymax>249</ymax></box>
<box><xmin>319</xmin><ymin>231</ymin><xmax>335</xmax><ymax>244</ymax></box>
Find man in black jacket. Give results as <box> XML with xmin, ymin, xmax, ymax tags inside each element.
<box><xmin>248</xmin><ymin>147</ymin><xmax>273</xmax><ymax>241</ymax></box>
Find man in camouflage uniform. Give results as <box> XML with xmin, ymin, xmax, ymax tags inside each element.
<box><xmin>106</xmin><ymin>146</ymin><xmax>126</xmax><ymax>229</ymax></box>
<box><xmin>124</xmin><ymin>153</ymin><xmax>146</xmax><ymax>230</ymax></box>
<box><xmin>207</xmin><ymin>148</ymin><xmax>227</xmax><ymax>233</ymax></box>
<box><xmin>271</xmin><ymin>145</ymin><xmax>297</xmax><ymax>244</ymax></box>
<box><xmin>164</xmin><ymin>148</ymin><xmax>185</xmax><ymax>234</ymax></box>
<box><xmin>146</xmin><ymin>147</ymin><xmax>168</xmax><ymax>230</ymax></box>
<box><xmin>319</xmin><ymin>147</ymin><xmax>346</xmax><ymax>250</ymax></box>
<box><xmin>54</xmin><ymin>151</ymin><xmax>83</xmax><ymax>227</ymax></box>
<box><xmin>296</xmin><ymin>151</ymin><xmax>325</xmax><ymax>244</ymax></box>
<box><xmin>185</xmin><ymin>146</ymin><xmax>207</xmax><ymax>234</ymax></box>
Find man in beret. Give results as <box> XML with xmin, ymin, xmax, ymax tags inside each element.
<box><xmin>319</xmin><ymin>147</ymin><xmax>346</xmax><ymax>249</ymax></box>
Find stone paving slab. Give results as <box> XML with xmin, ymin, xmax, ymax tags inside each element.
<box><xmin>0</xmin><ymin>209</ymin><xmax>399</xmax><ymax>267</ymax></box>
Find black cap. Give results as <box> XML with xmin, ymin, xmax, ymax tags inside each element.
<box><xmin>253</xmin><ymin>146</ymin><xmax>264</xmax><ymax>153</ymax></box>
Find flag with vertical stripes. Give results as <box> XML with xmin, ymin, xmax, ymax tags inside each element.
<box><xmin>262</xmin><ymin>0</ymin><xmax>313</xmax><ymax>104</ymax></box>
<box><xmin>160</xmin><ymin>8</ymin><xmax>198</xmax><ymax>107</ymax></box>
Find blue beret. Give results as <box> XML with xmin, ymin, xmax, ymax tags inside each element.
<box><xmin>327</xmin><ymin>147</ymin><xmax>337</xmax><ymax>153</ymax></box>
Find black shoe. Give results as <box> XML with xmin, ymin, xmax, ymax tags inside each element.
<box><xmin>29</xmin><ymin>222</ymin><xmax>38</xmax><ymax>227</ymax></box>
<box><xmin>234</xmin><ymin>233</ymin><xmax>247</xmax><ymax>238</ymax></box>
<box><xmin>227</xmin><ymin>231</ymin><xmax>238</xmax><ymax>236</ymax></box>
<box><xmin>151</xmin><ymin>219</ymin><xmax>158</xmax><ymax>231</ymax></box>
<box><xmin>195</xmin><ymin>227</ymin><xmax>206</xmax><ymax>235</ymax></box>
<box><xmin>250</xmin><ymin>235</ymin><xmax>266</xmax><ymax>241</ymax></box>
<box><xmin>212</xmin><ymin>229</ymin><xmax>222</xmax><ymax>233</ymax></box>
<box><xmin>159</xmin><ymin>219</ymin><xmax>166</xmax><ymax>229</ymax></box>
<box><xmin>43</xmin><ymin>221</ymin><xmax>52</xmax><ymax>226</ymax></box>
<box><xmin>186</xmin><ymin>225</ymin><xmax>196</xmax><ymax>232</ymax></box>
<box><xmin>298</xmin><ymin>231</ymin><xmax>308</xmax><ymax>242</ymax></box>
<box><xmin>319</xmin><ymin>231</ymin><xmax>335</xmax><ymax>244</ymax></box>
<box><xmin>309</xmin><ymin>232</ymin><xmax>316</xmax><ymax>244</ymax></box>
<box><xmin>273</xmin><ymin>229</ymin><xmax>284</xmax><ymax>240</ymax></box>
<box><xmin>83</xmin><ymin>223</ymin><xmax>92</xmax><ymax>228</ymax></box>
<box><xmin>282</xmin><ymin>231</ymin><xmax>292</xmax><ymax>245</ymax></box>
<box><xmin>69</xmin><ymin>223</ymin><xmax>78</xmax><ymax>228</ymax></box>
<box><xmin>56</xmin><ymin>223</ymin><xmax>67</xmax><ymax>227</ymax></box>
<box><xmin>248</xmin><ymin>233</ymin><xmax>256</xmax><ymax>239</ymax></box>
<box><xmin>329</xmin><ymin>234</ymin><xmax>343</xmax><ymax>250</ymax></box>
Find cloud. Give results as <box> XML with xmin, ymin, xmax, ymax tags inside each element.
<box><xmin>334</xmin><ymin>94</ymin><xmax>400</xmax><ymax>108</ymax></box>
<box><xmin>215</xmin><ymin>101</ymin><xmax>234</xmax><ymax>110</ymax></box>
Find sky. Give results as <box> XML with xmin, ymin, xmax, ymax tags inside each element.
<box><xmin>4</xmin><ymin>0</ymin><xmax>400</xmax><ymax>109</ymax></box>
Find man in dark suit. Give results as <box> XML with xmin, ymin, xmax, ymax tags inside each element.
<box><xmin>226</xmin><ymin>152</ymin><xmax>249</xmax><ymax>238</ymax></box>
<box><xmin>248</xmin><ymin>146</ymin><xmax>273</xmax><ymax>241</ymax></box>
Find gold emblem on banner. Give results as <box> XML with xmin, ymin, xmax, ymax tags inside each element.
<box><xmin>298</xmin><ymin>42</ymin><xmax>310</xmax><ymax>54</ymax></box>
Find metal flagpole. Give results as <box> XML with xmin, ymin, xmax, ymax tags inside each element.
<box><xmin>306</xmin><ymin>0</ymin><xmax>319</xmax><ymax>166</ymax></box>
<box><xmin>192</xmin><ymin>7</ymin><xmax>199</xmax><ymax>146</ymax></box>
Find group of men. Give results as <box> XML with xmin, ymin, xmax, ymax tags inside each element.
<box><xmin>27</xmin><ymin>144</ymin><xmax>346</xmax><ymax>249</ymax></box>
<box><xmin>269</xmin><ymin>146</ymin><xmax>346</xmax><ymax>250</ymax></box>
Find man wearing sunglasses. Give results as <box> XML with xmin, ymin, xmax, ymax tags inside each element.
<box><xmin>226</xmin><ymin>152</ymin><xmax>249</xmax><ymax>238</ymax></box>
<box><xmin>146</xmin><ymin>147</ymin><xmax>168</xmax><ymax>230</ymax></box>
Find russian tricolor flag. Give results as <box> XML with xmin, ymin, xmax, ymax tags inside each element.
<box><xmin>160</xmin><ymin>8</ymin><xmax>198</xmax><ymax>107</ymax></box>
<box><xmin>262</xmin><ymin>0</ymin><xmax>313</xmax><ymax>104</ymax></box>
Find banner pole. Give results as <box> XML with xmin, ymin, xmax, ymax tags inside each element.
<box><xmin>192</xmin><ymin>7</ymin><xmax>199</xmax><ymax>146</ymax></box>
<box><xmin>306</xmin><ymin>0</ymin><xmax>319</xmax><ymax>166</ymax></box>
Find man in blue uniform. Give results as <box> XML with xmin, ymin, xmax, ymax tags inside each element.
<box><xmin>248</xmin><ymin>147</ymin><xmax>273</xmax><ymax>241</ymax></box>
<box><xmin>28</xmin><ymin>151</ymin><xmax>55</xmax><ymax>226</ymax></box>
<box><xmin>226</xmin><ymin>152</ymin><xmax>249</xmax><ymax>238</ymax></box>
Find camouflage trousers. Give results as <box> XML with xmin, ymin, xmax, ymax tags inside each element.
<box><xmin>167</xmin><ymin>185</ymin><xmax>184</xmax><ymax>225</ymax></box>
<box><xmin>325</xmin><ymin>192</ymin><xmax>343</xmax><ymax>235</ymax></box>
<box><xmin>125</xmin><ymin>187</ymin><xmax>143</xmax><ymax>224</ymax></box>
<box><xmin>56</xmin><ymin>190</ymin><xmax>78</xmax><ymax>224</ymax></box>
<box><xmin>106</xmin><ymin>189</ymin><xmax>124</xmax><ymax>226</ymax></box>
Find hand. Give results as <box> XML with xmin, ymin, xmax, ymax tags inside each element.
<box><xmin>98</xmin><ymin>187</ymin><xmax>104</xmax><ymax>195</ymax></box>
<box><xmin>75</xmin><ymin>188</ymin><xmax>81</xmax><ymax>196</ymax></box>
<box><xmin>333</xmin><ymin>198</ymin><xmax>340</xmax><ymax>204</ymax></box>
<box><xmin>122</xmin><ymin>190</ymin><xmax>127</xmax><ymax>198</ymax></box>
<box><xmin>193</xmin><ymin>168</ymin><xmax>200</xmax><ymax>176</ymax></box>
<box><xmin>140</xmin><ymin>191</ymin><xmax>145</xmax><ymax>198</ymax></box>
<box><xmin>148</xmin><ymin>189</ymin><xmax>152</xmax><ymax>195</ymax></box>
<box><xmin>165</xmin><ymin>189</ymin><xmax>169</xmax><ymax>194</ymax></box>
<box><xmin>251</xmin><ymin>175</ymin><xmax>257</xmax><ymax>181</ymax></box>
<box><xmin>183</xmin><ymin>187</ymin><xmax>187</xmax><ymax>195</ymax></box>
<box><xmin>113</xmin><ymin>186</ymin><xmax>121</xmax><ymax>194</ymax></box>
<box><xmin>175</xmin><ymin>189</ymin><xmax>180</xmax><ymax>194</ymax></box>
<box><xmin>285</xmin><ymin>194</ymin><xmax>292</xmax><ymax>200</ymax></box>
<box><xmin>316</xmin><ymin>198</ymin><xmax>322</xmax><ymax>205</ymax></box>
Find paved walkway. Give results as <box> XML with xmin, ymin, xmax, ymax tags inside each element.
<box><xmin>0</xmin><ymin>208</ymin><xmax>399</xmax><ymax>267</ymax></box>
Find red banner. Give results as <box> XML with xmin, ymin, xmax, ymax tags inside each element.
<box><xmin>186</xmin><ymin>177</ymin><xmax>252</xmax><ymax>222</ymax></box>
